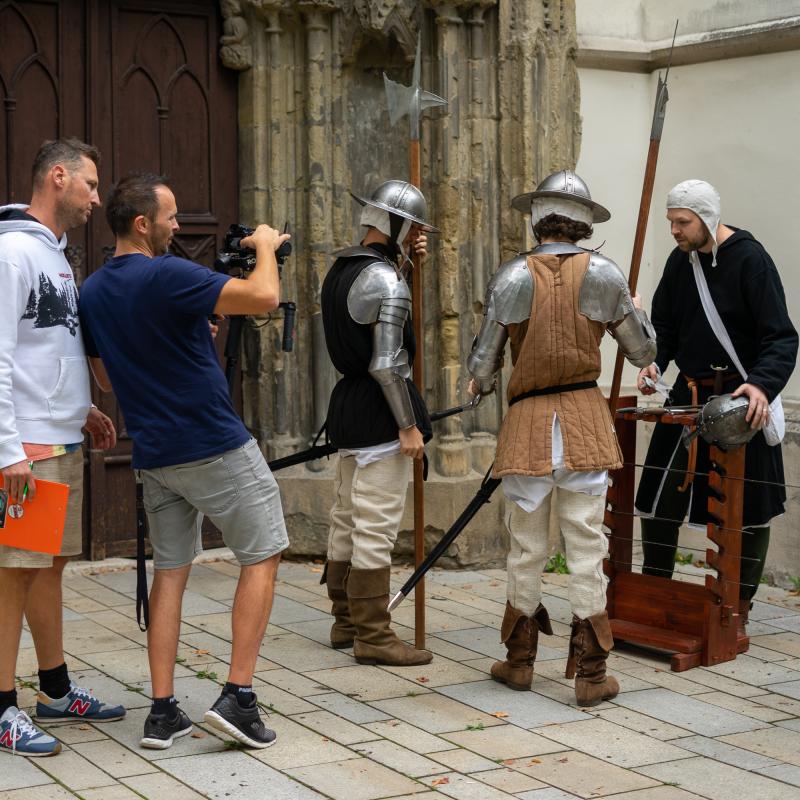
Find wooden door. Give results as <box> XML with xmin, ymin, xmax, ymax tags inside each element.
<box><xmin>88</xmin><ymin>0</ymin><xmax>239</xmax><ymax>558</ymax></box>
<box><xmin>1</xmin><ymin>0</ymin><xmax>239</xmax><ymax>559</ymax></box>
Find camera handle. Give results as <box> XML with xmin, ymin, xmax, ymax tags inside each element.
<box><xmin>279</xmin><ymin>301</ymin><xmax>296</xmax><ymax>352</ymax></box>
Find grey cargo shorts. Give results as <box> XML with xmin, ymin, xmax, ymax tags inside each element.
<box><xmin>139</xmin><ymin>438</ymin><xmax>289</xmax><ymax>570</ymax></box>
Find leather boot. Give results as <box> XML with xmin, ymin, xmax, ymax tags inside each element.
<box><xmin>737</xmin><ymin>599</ymin><xmax>751</xmax><ymax>654</ymax></box>
<box><xmin>566</xmin><ymin>611</ymin><xmax>620</xmax><ymax>707</ymax></box>
<box><xmin>347</xmin><ymin>566</ymin><xmax>432</xmax><ymax>666</ymax></box>
<box><xmin>490</xmin><ymin>602</ymin><xmax>553</xmax><ymax>691</ymax></box>
<box><xmin>321</xmin><ymin>561</ymin><xmax>356</xmax><ymax>649</ymax></box>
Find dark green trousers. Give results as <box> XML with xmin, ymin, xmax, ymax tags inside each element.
<box><xmin>640</xmin><ymin>442</ymin><xmax>770</xmax><ymax>603</ymax></box>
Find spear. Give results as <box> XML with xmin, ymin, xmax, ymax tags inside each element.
<box><xmin>383</xmin><ymin>38</ymin><xmax>446</xmax><ymax>649</ymax></box>
<box><xmin>608</xmin><ymin>20</ymin><xmax>678</xmax><ymax>413</ymax></box>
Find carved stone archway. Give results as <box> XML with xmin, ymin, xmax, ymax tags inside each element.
<box><xmin>218</xmin><ymin>0</ymin><xmax>581</xmax><ymax>563</ymax></box>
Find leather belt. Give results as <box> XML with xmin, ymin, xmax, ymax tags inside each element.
<box><xmin>508</xmin><ymin>380</ymin><xmax>598</xmax><ymax>408</ymax></box>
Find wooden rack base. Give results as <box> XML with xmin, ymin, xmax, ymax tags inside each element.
<box><xmin>605</xmin><ymin>397</ymin><xmax>747</xmax><ymax>672</ymax></box>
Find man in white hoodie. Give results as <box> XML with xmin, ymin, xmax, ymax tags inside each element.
<box><xmin>0</xmin><ymin>139</ymin><xmax>125</xmax><ymax>757</ymax></box>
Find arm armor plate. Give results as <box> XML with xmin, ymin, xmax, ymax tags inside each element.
<box><xmin>578</xmin><ymin>252</ymin><xmax>656</xmax><ymax>367</ymax></box>
<box><xmin>467</xmin><ymin>319</ymin><xmax>509</xmax><ymax>394</ymax></box>
<box><xmin>609</xmin><ymin>308</ymin><xmax>658</xmax><ymax>368</ymax></box>
<box><xmin>579</xmin><ymin>252</ymin><xmax>635</xmax><ymax>323</ymax></box>
<box><xmin>485</xmin><ymin>254</ymin><xmax>533</xmax><ymax>325</ymax></box>
<box><xmin>347</xmin><ymin>262</ymin><xmax>416</xmax><ymax>430</ymax></box>
<box><xmin>466</xmin><ymin>255</ymin><xmax>528</xmax><ymax>392</ymax></box>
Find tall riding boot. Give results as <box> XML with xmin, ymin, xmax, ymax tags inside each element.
<box><xmin>737</xmin><ymin>599</ymin><xmax>751</xmax><ymax>654</ymax></box>
<box><xmin>347</xmin><ymin>566</ymin><xmax>432</xmax><ymax>666</ymax></box>
<box><xmin>490</xmin><ymin>602</ymin><xmax>553</xmax><ymax>691</ymax></box>
<box><xmin>321</xmin><ymin>561</ymin><xmax>356</xmax><ymax>649</ymax></box>
<box><xmin>565</xmin><ymin>611</ymin><xmax>619</xmax><ymax>707</ymax></box>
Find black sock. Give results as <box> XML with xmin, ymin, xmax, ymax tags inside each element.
<box><xmin>0</xmin><ymin>689</ymin><xmax>18</xmax><ymax>717</ymax></box>
<box><xmin>151</xmin><ymin>696</ymin><xmax>178</xmax><ymax>718</ymax></box>
<box><xmin>223</xmin><ymin>682</ymin><xmax>255</xmax><ymax>707</ymax></box>
<box><xmin>38</xmin><ymin>663</ymin><xmax>71</xmax><ymax>699</ymax></box>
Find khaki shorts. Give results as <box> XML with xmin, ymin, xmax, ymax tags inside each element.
<box><xmin>140</xmin><ymin>438</ymin><xmax>289</xmax><ymax>570</ymax></box>
<box><xmin>0</xmin><ymin>448</ymin><xmax>84</xmax><ymax>568</ymax></box>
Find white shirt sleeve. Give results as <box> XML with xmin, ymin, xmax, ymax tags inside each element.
<box><xmin>0</xmin><ymin>261</ymin><xmax>31</xmax><ymax>468</ymax></box>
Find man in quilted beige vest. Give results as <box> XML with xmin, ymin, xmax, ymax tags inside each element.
<box><xmin>467</xmin><ymin>171</ymin><xmax>657</xmax><ymax>706</ymax></box>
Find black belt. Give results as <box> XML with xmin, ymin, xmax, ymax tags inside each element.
<box><xmin>508</xmin><ymin>380</ymin><xmax>598</xmax><ymax>408</ymax></box>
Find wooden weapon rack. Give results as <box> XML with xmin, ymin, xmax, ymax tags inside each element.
<box><xmin>605</xmin><ymin>397</ymin><xmax>748</xmax><ymax>672</ymax></box>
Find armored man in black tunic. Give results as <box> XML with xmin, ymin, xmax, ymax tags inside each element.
<box><xmin>319</xmin><ymin>180</ymin><xmax>435</xmax><ymax>668</ymax></box>
<box><xmin>635</xmin><ymin>180</ymin><xmax>797</xmax><ymax>634</ymax></box>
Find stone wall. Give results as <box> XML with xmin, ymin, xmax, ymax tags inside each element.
<box><xmin>219</xmin><ymin>0</ymin><xmax>582</xmax><ymax>565</ymax></box>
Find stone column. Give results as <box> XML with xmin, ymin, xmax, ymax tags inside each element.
<box><xmin>298</xmin><ymin>1</ymin><xmax>339</xmax><ymax>444</ymax></box>
<box><xmin>465</xmin><ymin>0</ymin><xmax>500</xmax><ymax>473</ymax></box>
<box><xmin>425</xmin><ymin>0</ymin><xmax>471</xmax><ymax>478</ymax></box>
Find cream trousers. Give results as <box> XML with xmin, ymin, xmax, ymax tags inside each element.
<box><xmin>327</xmin><ymin>452</ymin><xmax>412</xmax><ymax>569</ymax></box>
<box><xmin>506</xmin><ymin>488</ymin><xmax>609</xmax><ymax>619</ymax></box>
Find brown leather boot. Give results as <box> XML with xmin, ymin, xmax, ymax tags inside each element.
<box><xmin>490</xmin><ymin>602</ymin><xmax>553</xmax><ymax>691</ymax></box>
<box><xmin>566</xmin><ymin>611</ymin><xmax>620</xmax><ymax>707</ymax></box>
<box><xmin>737</xmin><ymin>599</ymin><xmax>751</xmax><ymax>654</ymax></box>
<box><xmin>321</xmin><ymin>561</ymin><xmax>356</xmax><ymax>649</ymax></box>
<box><xmin>347</xmin><ymin>566</ymin><xmax>432</xmax><ymax>666</ymax></box>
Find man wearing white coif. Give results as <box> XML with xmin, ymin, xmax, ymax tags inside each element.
<box><xmin>636</xmin><ymin>179</ymin><xmax>797</xmax><ymax>645</ymax></box>
<box><xmin>467</xmin><ymin>170</ymin><xmax>657</xmax><ymax>706</ymax></box>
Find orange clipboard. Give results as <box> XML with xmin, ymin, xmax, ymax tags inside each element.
<box><xmin>0</xmin><ymin>476</ymin><xmax>69</xmax><ymax>555</ymax></box>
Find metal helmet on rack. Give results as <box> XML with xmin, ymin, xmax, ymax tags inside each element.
<box><xmin>511</xmin><ymin>169</ymin><xmax>611</xmax><ymax>225</ymax></box>
<box><xmin>693</xmin><ymin>394</ymin><xmax>758</xmax><ymax>447</ymax></box>
<box><xmin>351</xmin><ymin>180</ymin><xmax>439</xmax><ymax>233</ymax></box>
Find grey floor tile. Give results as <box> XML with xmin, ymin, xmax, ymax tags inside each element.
<box><xmin>437</xmin><ymin>680</ymin><xmax>588</xmax><ymax>728</ymax></box>
<box><xmin>770</xmin><ymin>680</ymin><xmax>800</xmax><ymax>700</ymax></box>
<box><xmin>307</xmin><ymin>691</ymin><xmax>393</xmax><ymax>723</ymax></box>
<box><xmin>704</xmin><ymin>654</ymin><xmax>800</xmax><ymax>686</ymax></box>
<box><xmin>636</xmin><ymin>755</ymin><xmax>797</xmax><ymax>800</ymax></box>
<box><xmin>0</xmin><ymin>756</ymin><xmax>55</xmax><ymax>792</ymax></box>
<box><xmin>160</xmin><ymin>750</ymin><xmax>326</xmax><ymax>799</ymax></box>
<box><xmin>754</xmin><ymin>763</ymin><xmax>800</xmax><ymax>788</ymax></box>
<box><xmin>672</xmin><ymin>734</ymin><xmax>781</xmax><ymax>770</ymax></box>
<box><xmin>613</xmin><ymin>689</ymin><xmax>770</xmax><ymax>736</ymax></box>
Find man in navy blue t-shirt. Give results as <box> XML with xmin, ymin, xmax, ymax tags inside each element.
<box><xmin>79</xmin><ymin>173</ymin><xmax>290</xmax><ymax>751</ymax></box>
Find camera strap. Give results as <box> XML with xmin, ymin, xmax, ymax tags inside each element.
<box><xmin>134</xmin><ymin>474</ymin><xmax>150</xmax><ymax>632</ymax></box>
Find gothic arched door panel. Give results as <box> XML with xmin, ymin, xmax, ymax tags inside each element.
<box><xmin>86</xmin><ymin>0</ymin><xmax>239</xmax><ymax>559</ymax></box>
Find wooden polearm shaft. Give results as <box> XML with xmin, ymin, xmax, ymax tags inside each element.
<box><xmin>409</xmin><ymin>137</ymin><xmax>426</xmax><ymax>650</ymax></box>
<box><xmin>607</xmin><ymin>136</ymin><xmax>662</xmax><ymax>412</ymax></box>
<box><xmin>608</xmin><ymin>24</ymin><xmax>677</xmax><ymax>412</ymax></box>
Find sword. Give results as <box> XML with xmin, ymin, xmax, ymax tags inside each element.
<box><xmin>266</xmin><ymin>395</ymin><xmax>481</xmax><ymax>473</ymax></box>
<box><xmin>388</xmin><ymin>466</ymin><xmax>502</xmax><ymax>612</ymax></box>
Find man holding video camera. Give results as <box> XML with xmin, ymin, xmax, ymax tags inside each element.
<box><xmin>78</xmin><ymin>173</ymin><xmax>290</xmax><ymax>751</ymax></box>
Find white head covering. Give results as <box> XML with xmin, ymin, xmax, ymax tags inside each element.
<box><xmin>666</xmin><ymin>179</ymin><xmax>721</xmax><ymax>266</ymax></box>
<box><xmin>360</xmin><ymin>204</ymin><xmax>412</xmax><ymax>251</ymax></box>
<box><xmin>529</xmin><ymin>197</ymin><xmax>594</xmax><ymax>231</ymax></box>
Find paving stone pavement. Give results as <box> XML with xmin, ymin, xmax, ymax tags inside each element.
<box><xmin>2</xmin><ymin>558</ymin><xmax>800</xmax><ymax>799</ymax></box>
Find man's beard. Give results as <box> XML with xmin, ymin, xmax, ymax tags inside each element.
<box><xmin>56</xmin><ymin>196</ymin><xmax>90</xmax><ymax>232</ymax></box>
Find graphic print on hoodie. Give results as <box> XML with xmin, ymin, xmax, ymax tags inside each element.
<box><xmin>0</xmin><ymin>204</ymin><xmax>90</xmax><ymax>467</ymax></box>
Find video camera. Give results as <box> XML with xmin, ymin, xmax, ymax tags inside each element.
<box><xmin>214</xmin><ymin>223</ymin><xmax>296</xmax><ymax>354</ymax></box>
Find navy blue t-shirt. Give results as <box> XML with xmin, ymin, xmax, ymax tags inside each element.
<box><xmin>79</xmin><ymin>253</ymin><xmax>250</xmax><ymax>469</ymax></box>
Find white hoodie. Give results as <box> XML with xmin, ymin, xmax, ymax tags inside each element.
<box><xmin>0</xmin><ymin>204</ymin><xmax>91</xmax><ymax>468</ymax></box>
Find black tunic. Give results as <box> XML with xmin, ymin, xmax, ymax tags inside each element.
<box><xmin>635</xmin><ymin>229</ymin><xmax>798</xmax><ymax>527</ymax></box>
<box><xmin>321</xmin><ymin>243</ymin><xmax>432</xmax><ymax>449</ymax></box>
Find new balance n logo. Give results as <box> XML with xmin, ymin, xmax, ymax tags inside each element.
<box><xmin>68</xmin><ymin>698</ymin><xmax>92</xmax><ymax>716</ymax></box>
<box><xmin>0</xmin><ymin>729</ymin><xmax>19</xmax><ymax>747</ymax></box>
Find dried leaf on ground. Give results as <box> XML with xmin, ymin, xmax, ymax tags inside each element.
<box><xmin>491</xmin><ymin>711</ymin><xmax>509</xmax><ymax>718</ymax></box>
<box><xmin>431</xmin><ymin>777</ymin><xmax>450</xmax><ymax>786</ymax></box>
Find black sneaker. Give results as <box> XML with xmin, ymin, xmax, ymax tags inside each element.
<box><xmin>204</xmin><ymin>690</ymin><xmax>276</xmax><ymax>749</ymax></box>
<box><xmin>140</xmin><ymin>707</ymin><xmax>193</xmax><ymax>750</ymax></box>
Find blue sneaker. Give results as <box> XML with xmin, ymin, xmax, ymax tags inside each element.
<box><xmin>35</xmin><ymin>683</ymin><xmax>126</xmax><ymax>723</ymax></box>
<box><xmin>0</xmin><ymin>707</ymin><xmax>61</xmax><ymax>757</ymax></box>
